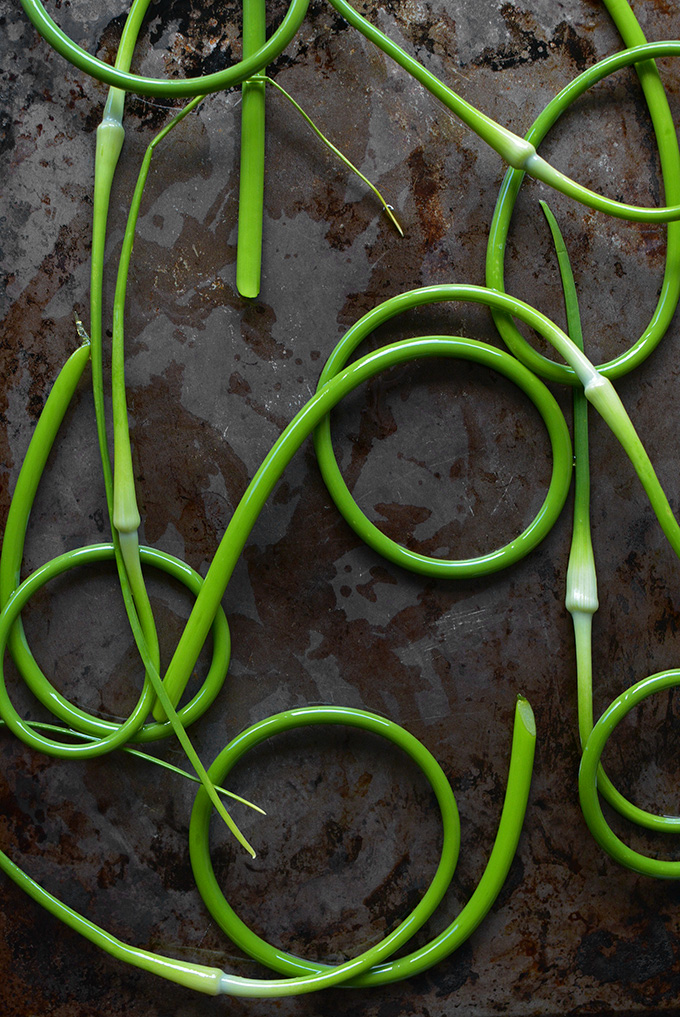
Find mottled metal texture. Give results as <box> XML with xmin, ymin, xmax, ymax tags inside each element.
<box><xmin>2</xmin><ymin>0</ymin><xmax>680</xmax><ymax>1014</ymax></box>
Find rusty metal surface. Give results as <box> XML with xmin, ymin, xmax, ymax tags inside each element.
<box><xmin>2</xmin><ymin>0</ymin><xmax>680</xmax><ymax>1013</ymax></box>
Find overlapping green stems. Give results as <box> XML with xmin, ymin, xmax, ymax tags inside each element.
<box><xmin>20</xmin><ymin>0</ymin><xmax>680</xmax><ymax>222</ymax></box>
<box><xmin>5</xmin><ymin>0</ymin><xmax>680</xmax><ymax>1002</ymax></box>
<box><xmin>485</xmin><ymin>0</ymin><xmax>680</xmax><ymax>877</ymax></box>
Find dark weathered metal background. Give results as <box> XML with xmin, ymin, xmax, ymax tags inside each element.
<box><xmin>3</xmin><ymin>0</ymin><xmax>680</xmax><ymax>1013</ymax></box>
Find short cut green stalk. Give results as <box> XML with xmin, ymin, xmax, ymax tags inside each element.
<box><xmin>236</xmin><ymin>0</ymin><xmax>268</xmax><ymax>298</ymax></box>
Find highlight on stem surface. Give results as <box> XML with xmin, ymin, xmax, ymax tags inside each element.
<box><xmin>22</xmin><ymin>0</ymin><xmax>680</xmax><ymax>223</ymax></box>
<box><xmin>8</xmin><ymin>0</ymin><xmax>680</xmax><ymax>1006</ymax></box>
<box><xmin>541</xmin><ymin>199</ymin><xmax>680</xmax><ymax>877</ymax></box>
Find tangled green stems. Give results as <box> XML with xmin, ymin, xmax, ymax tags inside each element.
<box><xmin>9</xmin><ymin>0</ymin><xmax>680</xmax><ymax>1001</ymax></box>
<box><xmin>157</xmin><ymin>283</ymin><xmax>577</xmax><ymax>714</ymax></box>
<box><xmin>0</xmin><ymin>341</ymin><xmax>224</xmax><ymax>749</ymax></box>
<box><xmin>19</xmin><ymin>0</ymin><xmax>680</xmax><ymax>223</ymax></box>
<box><xmin>484</xmin><ymin>0</ymin><xmax>680</xmax><ymax>874</ymax></box>
<box><xmin>190</xmin><ymin>700</ymin><xmax>536</xmax><ymax>996</ymax></box>
<box><xmin>487</xmin><ymin>42</ymin><xmax>680</xmax><ymax>383</ymax></box>
<box><xmin>0</xmin><ymin>288</ymin><xmax>543</xmax><ymax>980</ymax></box>
<box><xmin>541</xmin><ymin>201</ymin><xmax>680</xmax><ymax>875</ymax></box>
<box><xmin>90</xmin><ymin>2</ymin><xmax>258</xmax><ymax>853</ymax></box>
<box><xmin>0</xmin><ymin>699</ymin><xmax>535</xmax><ymax>995</ymax></box>
<box><xmin>0</xmin><ymin>337</ymin><xmax>256</xmax><ymax>853</ymax></box>
<box><xmin>0</xmin><ymin>317</ymin><xmax>540</xmax><ymax>990</ymax></box>
<box><xmin>19</xmin><ymin>0</ymin><xmax>310</xmax><ymax>96</ymax></box>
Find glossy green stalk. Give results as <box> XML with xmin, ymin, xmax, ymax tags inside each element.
<box><xmin>91</xmin><ymin>0</ymin><xmax>153</xmax><ymax>528</ymax></box>
<box><xmin>583</xmin><ymin>377</ymin><xmax>680</xmax><ymax>559</ymax></box>
<box><xmin>488</xmin><ymin>9</ymin><xmax>680</xmax><ymax>382</ymax></box>
<box><xmin>187</xmin><ymin>698</ymin><xmax>535</xmax><ymax>995</ymax></box>
<box><xmin>111</xmin><ymin>91</ymin><xmax>204</xmax><ymax>535</ymax></box>
<box><xmin>0</xmin><ymin>341</ymin><xmax>94</xmax><ymax>717</ymax></box>
<box><xmin>0</xmin><ymin>837</ymin><xmax>228</xmax><ymax>994</ymax></box>
<box><xmin>0</xmin><ymin>341</ymin><xmax>91</xmax><ymax>612</ymax></box>
<box><xmin>20</xmin><ymin>0</ymin><xmax>310</xmax><ymax>97</ymax></box>
<box><xmin>328</xmin><ymin>0</ymin><xmax>537</xmax><ymax>170</ymax></box>
<box><xmin>20</xmin><ymin>0</ymin><xmax>680</xmax><ymax>222</ymax></box>
<box><xmin>539</xmin><ymin>202</ymin><xmax>598</xmax><ymax>751</ymax></box>
<box><xmin>575</xmin><ymin>366</ymin><xmax>680</xmax><ymax>851</ymax></box>
<box><xmin>110</xmin><ymin>93</ymin><xmax>204</xmax><ymax>720</ymax></box>
<box><xmin>156</xmin><ymin>284</ymin><xmax>576</xmax><ymax>713</ymax></box>
<box><xmin>236</xmin><ymin>0</ymin><xmax>267</xmax><ymax>298</ymax></box>
<box><xmin>257</xmin><ymin>75</ymin><xmax>403</xmax><ymax>235</ymax></box>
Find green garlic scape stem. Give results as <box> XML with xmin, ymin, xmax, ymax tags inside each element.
<box><xmin>19</xmin><ymin>0</ymin><xmax>680</xmax><ymax>223</ymax></box>
<box><xmin>109</xmin><ymin>92</ymin><xmax>204</xmax><ymax>721</ymax></box>
<box><xmin>539</xmin><ymin>202</ymin><xmax>598</xmax><ymax>750</ymax></box>
<box><xmin>190</xmin><ymin>700</ymin><xmax>535</xmax><ymax>996</ymax></box>
<box><xmin>91</xmin><ymin>0</ymin><xmax>160</xmax><ymax>698</ymax></box>
<box><xmin>488</xmin><ymin>5</ymin><xmax>680</xmax><ymax>384</ymax></box>
<box><xmin>87</xmin><ymin>4</ymin><xmax>248</xmax><ymax>847</ymax></box>
<box><xmin>156</xmin><ymin>284</ymin><xmax>574</xmax><ymax>714</ymax></box>
<box><xmin>541</xmin><ymin>205</ymin><xmax>680</xmax><ymax>871</ymax></box>
<box><xmin>0</xmin><ymin>836</ymin><xmax>229</xmax><ymax>994</ymax></box>
<box><xmin>236</xmin><ymin>0</ymin><xmax>268</xmax><ymax>298</ymax></box>
<box><xmin>91</xmin><ymin>0</ymin><xmax>153</xmax><ymax>525</ymax></box>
